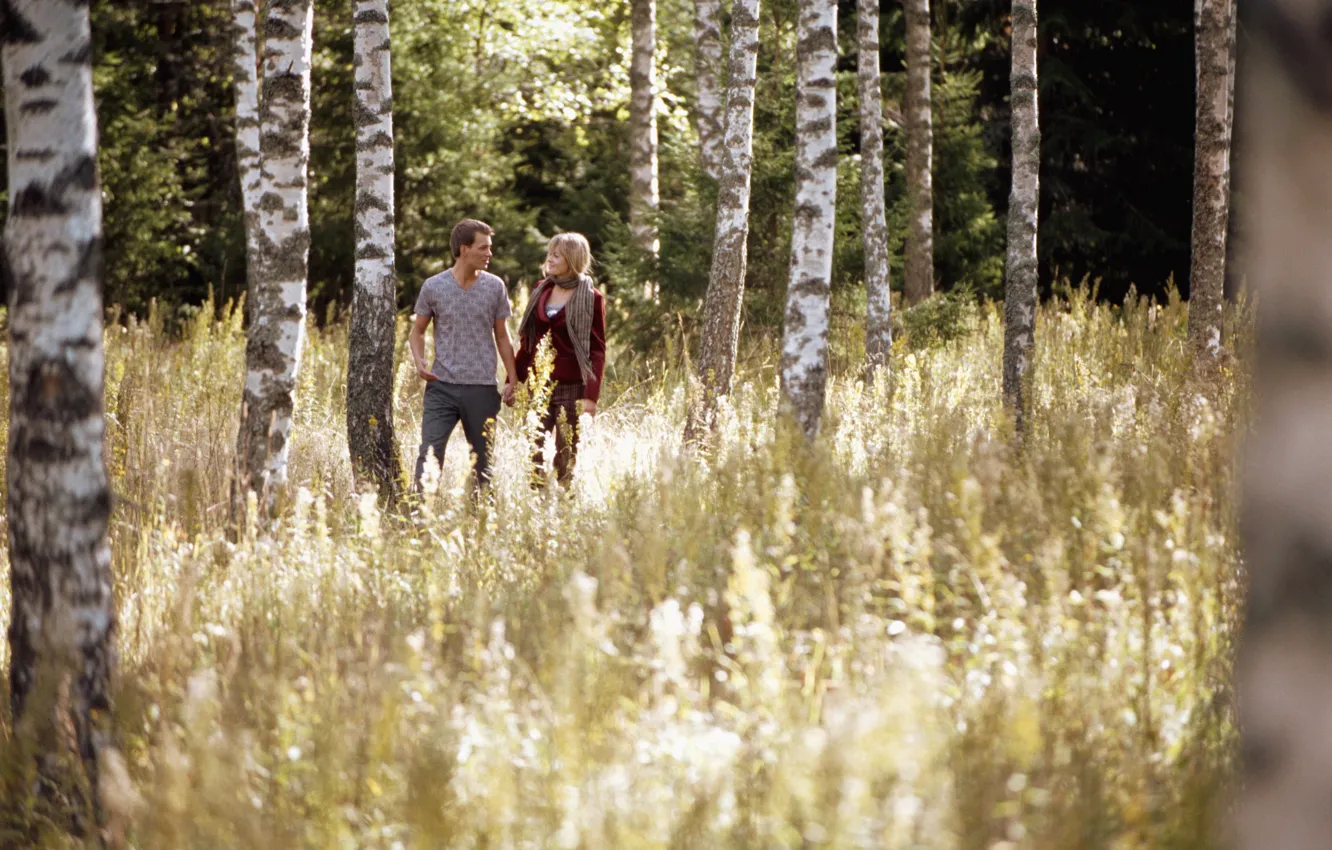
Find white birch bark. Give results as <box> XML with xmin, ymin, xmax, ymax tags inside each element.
<box><xmin>1002</xmin><ymin>0</ymin><xmax>1039</xmax><ymax>434</ymax></box>
<box><xmin>690</xmin><ymin>0</ymin><xmax>762</xmax><ymax>429</ymax></box>
<box><xmin>630</xmin><ymin>0</ymin><xmax>660</xmax><ymax>257</ymax></box>
<box><xmin>1187</xmin><ymin>0</ymin><xmax>1236</xmax><ymax>376</ymax></box>
<box><xmin>2</xmin><ymin>0</ymin><xmax>116</xmax><ymax>814</ymax></box>
<box><xmin>859</xmin><ymin>0</ymin><xmax>892</xmax><ymax>375</ymax></box>
<box><xmin>693</xmin><ymin>0</ymin><xmax>725</xmax><ymax>181</ymax></box>
<box><xmin>347</xmin><ymin>0</ymin><xmax>402</xmax><ymax>502</ymax></box>
<box><xmin>1236</xmin><ymin>3</ymin><xmax>1332</xmax><ymax>844</ymax></box>
<box><xmin>781</xmin><ymin>0</ymin><xmax>838</xmax><ymax>437</ymax></box>
<box><xmin>237</xmin><ymin>0</ymin><xmax>314</xmax><ymax>499</ymax></box>
<box><xmin>903</xmin><ymin>0</ymin><xmax>934</xmax><ymax>305</ymax></box>
<box><xmin>231</xmin><ymin>0</ymin><xmax>263</xmax><ymax>295</ymax></box>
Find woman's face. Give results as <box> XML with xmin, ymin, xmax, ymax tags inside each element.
<box><xmin>546</xmin><ymin>248</ymin><xmax>569</xmax><ymax>278</ymax></box>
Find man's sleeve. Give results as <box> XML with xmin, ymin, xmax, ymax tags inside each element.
<box><xmin>413</xmin><ymin>281</ymin><xmax>433</xmax><ymax>318</ymax></box>
<box><xmin>494</xmin><ymin>280</ymin><xmax>512</xmax><ymax>321</ymax></box>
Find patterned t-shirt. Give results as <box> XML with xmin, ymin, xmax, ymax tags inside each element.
<box><xmin>414</xmin><ymin>269</ymin><xmax>512</xmax><ymax>385</ymax></box>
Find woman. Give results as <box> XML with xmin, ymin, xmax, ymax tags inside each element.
<box><xmin>513</xmin><ymin>232</ymin><xmax>607</xmax><ymax>484</ymax></box>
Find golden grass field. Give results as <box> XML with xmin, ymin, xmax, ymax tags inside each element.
<box><xmin>0</xmin><ymin>289</ymin><xmax>1244</xmax><ymax>848</ymax></box>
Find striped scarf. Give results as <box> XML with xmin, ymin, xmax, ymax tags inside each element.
<box><xmin>518</xmin><ymin>274</ymin><xmax>596</xmax><ymax>382</ymax></box>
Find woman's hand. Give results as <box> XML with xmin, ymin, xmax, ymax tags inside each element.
<box><xmin>581</xmin><ymin>399</ymin><xmax>597</xmax><ymax>418</ymax></box>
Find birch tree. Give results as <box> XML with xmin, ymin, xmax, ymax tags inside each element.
<box><xmin>630</xmin><ymin>0</ymin><xmax>660</xmax><ymax>257</ymax></box>
<box><xmin>1236</xmin><ymin>2</ymin><xmax>1332</xmax><ymax>843</ymax></box>
<box><xmin>347</xmin><ymin>0</ymin><xmax>402</xmax><ymax>501</ymax></box>
<box><xmin>236</xmin><ymin>0</ymin><xmax>314</xmax><ymax>501</ymax></box>
<box><xmin>689</xmin><ymin>0</ymin><xmax>762</xmax><ymax>433</ymax></box>
<box><xmin>859</xmin><ymin>0</ymin><xmax>892</xmax><ymax>375</ymax></box>
<box><xmin>781</xmin><ymin>0</ymin><xmax>838</xmax><ymax>436</ymax></box>
<box><xmin>3</xmin><ymin>0</ymin><xmax>117</xmax><ymax>818</ymax></box>
<box><xmin>1187</xmin><ymin>0</ymin><xmax>1236</xmax><ymax>376</ymax></box>
<box><xmin>1002</xmin><ymin>0</ymin><xmax>1039</xmax><ymax>434</ymax></box>
<box><xmin>903</xmin><ymin>0</ymin><xmax>934</xmax><ymax>305</ymax></box>
<box><xmin>231</xmin><ymin>0</ymin><xmax>263</xmax><ymax>296</ymax></box>
<box><xmin>694</xmin><ymin>0</ymin><xmax>725</xmax><ymax>181</ymax></box>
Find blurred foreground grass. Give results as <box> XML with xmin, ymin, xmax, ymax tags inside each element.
<box><xmin>0</xmin><ymin>290</ymin><xmax>1244</xmax><ymax>848</ymax></box>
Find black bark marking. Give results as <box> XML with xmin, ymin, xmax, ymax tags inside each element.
<box><xmin>19</xmin><ymin>65</ymin><xmax>49</xmax><ymax>86</ymax></box>
<box><xmin>20</xmin><ymin>98</ymin><xmax>57</xmax><ymax>116</ymax></box>
<box><xmin>0</xmin><ymin>0</ymin><xmax>41</xmax><ymax>44</ymax></box>
<box><xmin>264</xmin><ymin>16</ymin><xmax>303</xmax><ymax>40</ymax></box>
<box><xmin>1259</xmin><ymin>313</ymin><xmax>1332</xmax><ymax>366</ymax></box>
<box><xmin>11</xmin><ymin>185</ymin><xmax>66</xmax><ymax>217</ymax></box>
<box><xmin>19</xmin><ymin>360</ymin><xmax>100</xmax><ymax>424</ymax></box>
<box><xmin>59</xmin><ymin>41</ymin><xmax>92</xmax><ymax>66</ymax></box>
<box><xmin>60</xmin><ymin>155</ymin><xmax>97</xmax><ymax>191</ymax></box>
<box><xmin>354</xmin><ymin>100</ymin><xmax>380</xmax><ymax>129</ymax></box>
<box><xmin>355</xmin><ymin>192</ymin><xmax>389</xmax><ymax>214</ymax></box>
<box><xmin>262</xmin><ymin>72</ymin><xmax>304</xmax><ymax>104</ymax></box>
<box><xmin>1243</xmin><ymin>524</ymin><xmax>1332</xmax><ymax>635</ymax></box>
<box><xmin>16</xmin><ymin>148</ymin><xmax>56</xmax><ymax>163</ymax></box>
<box><xmin>55</xmin><ymin>237</ymin><xmax>102</xmax><ymax>295</ymax></box>
<box><xmin>354</xmin><ymin>9</ymin><xmax>388</xmax><ymax>24</ymax></box>
<box><xmin>260</xmin><ymin>129</ymin><xmax>302</xmax><ymax>159</ymax></box>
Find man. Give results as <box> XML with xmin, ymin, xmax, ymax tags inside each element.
<box><xmin>410</xmin><ymin>219</ymin><xmax>517</xmax><ymax>492</ymax></box>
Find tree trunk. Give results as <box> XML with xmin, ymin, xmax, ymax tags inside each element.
<box><xmin>236</xmin><ymin>0</ymin><xmax>314</xmax><ymax>502</ymax></box>
<box><xmin>688</xmin><ymin>0</ymin><xmax>762</xmax><ymax>433</ymax></box>
<box><xmin>629</xmin><ymin>0</ymin><xmax>660</xmax><ymax>258</ymax></box>
<box><xmin>1187</xmin><ymin>0</ymin><xmax>1236</xmax><ymax>376</ymax></box>
<box><xmin>693</xmin><ymin>0</ymin><xmax>725</xmax><ymax>181</ymax></box>
<box><xmin>347</xmin><ymin>0</ymin><xmax>402</xmax><ymax>503</ymax></box>
<box><xmin>2</xmin><ymin>0</ymin><xmax>117</xmax><ymax>824</ymax></box>
<box><xmin>231</xmin><ymin>0</ymin><xmax>263</xmax><ymax>299</ymax></box>
<box><xmin>1236</xmin><ymin>4</ymin><xmax>1332</xmax><ymax>844</ymax></box>
<box><xmin>1002</xmin><ymin>0</ymin><xmax>1039</xmax><ymax>435</ymax></box>
<box><xmin>859</xmin><ymin>0</ymin><xmax>892</xmax><ymax>376</ymax></box>
<box><xmin>902</xmin><ymin>0</ymin><xmax>934</xmax><ymax>305</ymax></box>
<box><xmin>781</xmin><ymin>0</ymin><xmax>838</xmax><ymax>437</ymax></box>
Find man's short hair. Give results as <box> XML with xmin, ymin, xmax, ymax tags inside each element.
<box><xmin>451</xmin><ymin>219</ymin><xmax>494</xmax><ymax>258</ymax></box>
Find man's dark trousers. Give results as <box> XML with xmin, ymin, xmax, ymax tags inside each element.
<box><xmin>415</xmin><ymin>381</ymin><xmax>502</xmax><ymax>491</ymax></box>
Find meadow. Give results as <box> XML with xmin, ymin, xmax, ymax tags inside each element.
<box><xmin>0</xmin><ymin>289</ymin><xmax>1243</xmax><ymax>848</ymax></box>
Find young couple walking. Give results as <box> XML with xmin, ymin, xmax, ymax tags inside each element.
<box><xmin>409</xmin><ymin>219</ymin><xmax>607</xmax><ymax>493</ymax></box>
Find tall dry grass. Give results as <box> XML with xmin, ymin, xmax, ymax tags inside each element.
<box><xmin>0</xmin><ymin>288</ymin><xmax>1244</xmax><ymax>848</ymax></box>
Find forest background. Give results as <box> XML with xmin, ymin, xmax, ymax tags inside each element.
<box><xmin>0</xmin><ymin>0</ymin><xmax>1202</xmax><ymax>328</ymax></box>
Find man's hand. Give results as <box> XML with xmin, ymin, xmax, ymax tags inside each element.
<box><xmin>581</xmin><ymin>399</ymin><xmax>597</xmax><ymax>418</ymax></box>
<box><xmin>417</xmin><ymin>360</ymin><xmax>438</xmax><ymax>382</ymax></box>
<box><xmin>502</xmin><ymin>380</ymin><xmax>516</xmax><ymax>406</ymax></box>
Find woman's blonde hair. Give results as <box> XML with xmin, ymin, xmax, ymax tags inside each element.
<box><xmin>545</xmin><ymin>232</ymin><xmax>593</xmax><ymax>278</ymax></box>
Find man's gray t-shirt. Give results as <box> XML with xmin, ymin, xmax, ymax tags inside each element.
<box><xmin>414</xmin><ymin>269</ymin><xmax>512</xmax><ymax>385</ymax></box>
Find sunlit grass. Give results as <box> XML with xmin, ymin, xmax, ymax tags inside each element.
<box><xmin>0</xmin><ymin>289</ymin><xmax>1244</xmax><ymax>847</ymax></box>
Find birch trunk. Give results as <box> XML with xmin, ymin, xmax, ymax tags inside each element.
<box><xmin>231</xmin><ymin>0</ymin><xmax>263</xmax><ymax>296</ymax></box>
<box><xmin>689</xmin><ymin>0</ymin><xmax>762</xmax><ymax>430</ymax></box>
<box><xmin>1187</xmin><ymin>0</ymin><xmax>1236</xmax><ymax>376</ymax></box>
<box><xmin>347</xmin><ymin>0</ymin><xmax>402</xmax><ymax>502</ymax></box>
<box><xmin>694</xmin><ymin>0</ymin><xmax>725</xmax><ymax>181</ymax></box>
<box><xmin>236</xmin><ymin>0</ymin><xmax>314</xmax><ymax>500</ymax></box>
<box><xmin>1002</xmin><ymin>0</ymin><xmax>1039</xmax><ymax>434</ymax></box>
<box><xmin>781</xmin><ymin>0</ymin><xmax>838</xmax><ymax>437</ymax></box>
<box><xmin>1236</xmin><ymin>3</ymin><xmax>1332</xmax><ymax>844</ymax></box>
<box><xmin>630</xmin><ymin>0</ymin><xmax>660</xmax><ymax>257</ymax></box>
<box><xmin>902</xmin><ymin>0</ymin><xmax>934</xmax><ymax>305</ymax></box>
<box><xmin>3</xmin><ymin>0</ymin><xmax>117</xmax><ymax>818</ymax></box>
<box><xmin>859</xmin><ymin>0</ymin><xmax>892</xmax><ymax>375</ymax></box>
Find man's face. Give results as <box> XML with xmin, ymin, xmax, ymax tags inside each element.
<box><xmin>461</xmin><ymin>233</ymin><xmax>493</xmax><ymax>269</ymax></box>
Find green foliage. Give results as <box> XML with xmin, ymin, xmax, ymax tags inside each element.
<box><xmin>895</xmin><ymin>286</ymin><xmax>979</xmax><ymax>350</ymax></box>
<box><xmin>0</xmin><ymin>294</ymin><xmax>1243</xmax><ymax>847</ymax></box>
<box><xmin>88</xmin><ymin>0</ymin><xmax>238</xmax><ymax>313</ymax></box>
